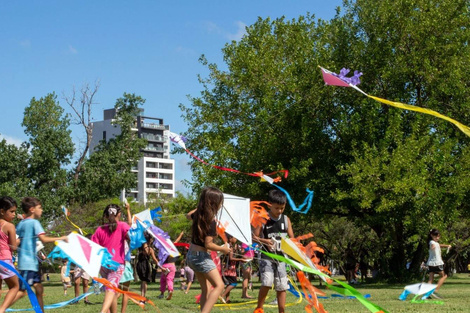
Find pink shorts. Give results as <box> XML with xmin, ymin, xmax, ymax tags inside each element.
<box><xmin>0</xmin><ymin>259</ymin><xmax>16</xmax><ymax>279</ymax></box>
<box><xmin>100</xmin><ymin>265</ymin><xmax>124</xmax><ymax>293</ymax></box>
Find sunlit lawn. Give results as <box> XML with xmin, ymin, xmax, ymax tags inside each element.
<box><xmin>7</xmin><ymin>273</ymin><xmax>470</xmax><ymax>312</ymax></box>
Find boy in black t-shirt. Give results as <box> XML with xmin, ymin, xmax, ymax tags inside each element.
<box><xmin>253</xmin><ymin>190</ymin><xmax>294</xmax><ymax>313</ymax></box>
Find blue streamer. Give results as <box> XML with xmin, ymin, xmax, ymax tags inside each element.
<box><xmin>150</xmin><ymin>207</ymin><xmax>162</xmax><ymax>222</ymax></box>
<box><xmin>6</xmin><ymin>291</ymin><xmax>94</xmax><ymax>311</ymax></box>
<box><xmin>0</xmin><ymin>260</ymin><xmax>42</xmax><ymax>313</ymax></box>
<box><xmin>128</xmin><ymin>220</ymin><xmax>147</xmax><ymax>250</ymax></box>
<box><xmin>272</xmin><ymin>185</ymin><xmax>314</xmax><ymax>214</ymax></box>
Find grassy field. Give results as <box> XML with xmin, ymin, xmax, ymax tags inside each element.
<box><xmin>6</xmin><ymin>273</ymin><xmax>470</xmax><ymax>312</ymax></box>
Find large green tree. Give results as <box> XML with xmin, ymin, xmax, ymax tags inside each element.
<box><xmin>22</xmin><ymin>93</ymin><xmax>75</xmax><ymax>218</ymax></box>
<box><xmin>75</xmin><ymin>93</ymin><xmax>147</xmax><ymax>204</ymax></box>
<box><xmin>181</xmin><ymin>0</ymin><xmax>470</xmax><ymax>281</ymax></box>
<box><xmin>0</xmin><ymin>139</ymin><xmax>31</xmax><ymax>202</ymax></box>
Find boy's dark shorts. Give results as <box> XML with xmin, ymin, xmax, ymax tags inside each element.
<box><xmin>19</xmin><ymin>270</ymin><xmax>42</xmax><ymax>290</ymax></box>
<box><xmin>428</xmin><ymin>265</ymin><xmax>444</xmax><ymax>273</ymax></box>
<box><xmin>223</xmin><ymin>275</ymin><xmax>238</xmax><ymax>286</ymax></box>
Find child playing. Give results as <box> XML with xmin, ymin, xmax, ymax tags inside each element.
<box><xmin>183</xmin><ymin>257</ymin><xmax>195</xmax><ymax>294</ymax></box>
<box><xmin>186</xmin><ymin>187</ymin><xmax>231</xmax><ymax>313</ymax></box>
<box><xmin>253</xmin><ymin>190</ymin><xmax>294</xmax><ymax>313</ymax></box>
<box><xmin>0</xmin><ymin>196</ymin><xmax>19</xmax><ymax>313</ymax></box>
<box><xmin>60</xmin><ymin>259</ymin><xmax>72</xmax><ymax>295</ymax></box>
<box><xmin>241</xmin><ymin>242</ymin><xmax>255</xmax><ymax>299</ymax></box>
<box><xmin>426</xmin><ymin>229</ymin><xmax>451</xmax><ymax>299</ymax></box>
<box><xmin>91</xmin><ymin>203</ymin><xmax>130</xmax><ymax>313</ymax></box>
<box><xmin>136</xmin><ymin>233</ymin><xmax>160</xmax><ymax>299</ymax></box>
<box><xmin>73</xmin><ymin>264</ymin><xmax>91</xmax><ymax>304</ymax></box>
<box><xmin>179</xmin><ymin>265</ymin><xmax>186</xmax><ymax>291</ymax></box>
<box><xmin>158</xmin><ymin>231</ymin><xmax>183</xmax><ymax>300</ymax></box>
<box><xmin>221</xmin><ymin>235</ymin><xmax>246</xmax><ymax>303</ymax></box>
<box><xmin>14</xmin><ymin>197</ymin><xmax>68</xmax><ymax>313</ymax></box>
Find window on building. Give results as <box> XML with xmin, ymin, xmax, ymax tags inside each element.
<box><xmin>146</xmin><ymin>183</ymin><xmax>157</xmax><ymax>189</ymax></box>
<box><xmin>160</xmin><ymin>184</ymin><xmax>173</xmax><ymax>190</ymax></box>
<box><xmin>146</xmin><ymin>162</ymin><xmax>156</xmax><ymax>168</ymax></box>
<box><xmin>159</xmin><ymin>173</ymin><xmax>173</xmax><ymax>180</ymax></box>
<box><xmin>159</xmin><ymin>163</ymin><xmax>173</xmax><ymax>170</ymax></box>
<box><xmin>146</xmin><ymin>172</ymin><xmax>157</xmax><ymax>178</ymax></box>
<box><xmin>103</xmin><ymin>131</ymin><xmax>106</xmax><ymax>141</ymax></box>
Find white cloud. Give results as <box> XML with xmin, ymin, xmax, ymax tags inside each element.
<box><xmin>204</xmin><ymin>21</ymin><xmax>222</xmax><ymax>34</ymax></box>
<box><xmin>0</xmin><ymin>134</ymin><xmax>24</xmax><ymax>147</ymax></box>
<box><xmin>68</xmin><ymin>45</ymin><xmax>78</xmax><ymax>54</ymax></box>
<box><xmin>227</xmin><ymin>21</ymin><xmax>247</xmax><ymax>41</ymax></box>
<box><xmin>204</xmin><ymin>20</ymin><xmax>247</xmax><ymax>42</ymax></box>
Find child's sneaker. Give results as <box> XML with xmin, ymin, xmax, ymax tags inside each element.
<box><xmin>254</xmin><ymin>308</ymin><xmax>264</xmax><ymax>313</ymax></box>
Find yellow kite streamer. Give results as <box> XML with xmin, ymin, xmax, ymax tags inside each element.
<box><xmin>320</xmin><ymin>66</ymin><xmax>470</xmax><ymax>138</ymax></box>
<box><xmin>62</xmin><ymin>206</ymin><xmax>87</xmax><ymax>235</ymax></box>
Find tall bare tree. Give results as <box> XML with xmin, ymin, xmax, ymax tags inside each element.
<box><xmin>63</xmin><ymin>81</ymin><xmax>100</xmax><ymax>183</ymax></box>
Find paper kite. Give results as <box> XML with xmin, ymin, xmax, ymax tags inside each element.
<box><xmin>399</xmin><ymin>282</ymin><xmax>443</xmax><ymax>303</ymax></box>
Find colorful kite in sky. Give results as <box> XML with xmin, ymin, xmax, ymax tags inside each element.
<box><xmin>320</xmin><ymin>66</ymin><xmax>470</xmax><ymax>137</ymax></box>
<box><xmin>169</xmin><ymin>132</ymin><xmax>314</xmax><ymax>214</ymax></box>
<box><xmin>169</xmin><ymin>131</ymin><xmax>288</xmax><ymax>182</ymax></box>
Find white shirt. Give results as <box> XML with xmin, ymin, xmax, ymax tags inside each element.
<box><xmin>427</xmin><ymin>240</ymin><xmax>444</xmax><ymax>266</ymax></box>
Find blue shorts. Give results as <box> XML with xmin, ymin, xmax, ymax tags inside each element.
<box><xmin>19</xmin><ymin>270</ymin><xmax>42</xmax><ymax>290</ymax></box>
<box><xmin>187</xmin><ymin>250</ymin><xmax>216</xmax><ymax>274</ymax></box>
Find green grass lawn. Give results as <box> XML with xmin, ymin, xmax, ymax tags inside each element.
<box><xmin>6</xmin><ymin>273</ymin><xmax>470</xmax><ymax>312</ymax></box>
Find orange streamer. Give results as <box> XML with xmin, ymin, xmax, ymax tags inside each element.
<box><xmin>93</xmin><ymin>277</ymin><xmax>155</xmax><ymax>307</ymax></box>
<box><xmin>216</xmin><ymin>221</ymin><xmax>229</xmax><ymax>243</ymax></box>
<box><xmin>292</xmin><ymin>234</ymin><xmax>331</xmax><ymax>276</ymax></box>
<box><xmin>250</xmin><ymin>201</ymin><xmax>270</xmax><ymax>228</ymax></box>
<box><xmin>297</xmin><ymin>271</ymin><xmax>327</xmax><ymax>313</ymax></box>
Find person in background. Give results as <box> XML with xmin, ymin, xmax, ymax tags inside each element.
<box><xmin>0</xmin><ymin>196</ymin><xmax>19</xmax><ymax>313</ymax></box>
<box><xmin>426</xmin><ymin>229</ymin><xmax>451</xmax><ymax>299</ymax></box>
<box><xmin>158</xmin><ymin>231</ymin><xmax>184</xmax><ymax>300</ymax></box>
<box><xmin>241</xmin><ymin>242</ymin><xmax>254</xmax><ymax>299</ymax></box>
<box><xmin>221</xmin><ymin>235</ymin><xmax>246</xmax><ymax>303</ymax></box>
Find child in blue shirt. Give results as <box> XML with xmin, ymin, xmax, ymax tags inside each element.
<box><xmin>14</xmin><ymin>197</ymin><xmax>67</xmax><ymax>312</ymax></box>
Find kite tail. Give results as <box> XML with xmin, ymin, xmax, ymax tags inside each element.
<box><xmin>185</xmin><ymin>149</ymin><xmax>289</xmax><ymax>182</ymax></box>
<box><xmin>259</xmin><ymin>249</ymin><xmax>389</xmax><ymax>313</ymax></box>
<box><xmin>250</xmin><ymin>201</ymin><xmax>270</xmax><ymax>228</ymax></box>
<box><xmin>65</xmin><ymin>215</ymin><xmax>87</xmax><ymax>235</ymax></box>
<box><xmin>272</xmin><ymin>185</ymin><xmax>314</xmax><ymax>214</ymax></box>
<box><xmin>216</xmin><ymin>221</ymin><xmax>229</xmax><ymax>243</ymax></box>
<box><xmin>93</xmin><ymin>277</ymin><xmax>155</xmax><ymax>307</ymax></box>
<box><xmin>297</xmin><ymin>271</ymin><xmax>327</xmax><ymax>313</ymax></box>
<box><xmin>0</xmin><ymin>260</ymin><xmax>42</xmax><ymax>313</ymax></box>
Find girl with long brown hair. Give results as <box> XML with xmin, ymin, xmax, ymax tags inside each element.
<box><xmin>186</xmin><ymin>187</ymin><xmax>231</xmax><ymax>313</ymax></box>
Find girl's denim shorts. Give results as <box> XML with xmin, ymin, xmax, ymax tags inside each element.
<box><xmin>187</xmin><ymin>250</ymin><xmax>216</xmax><ymax>274</ymax></box>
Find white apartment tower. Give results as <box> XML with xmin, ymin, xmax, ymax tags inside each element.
<box><xmin>90</xmin><ymin>108</ymin><xmax>175</xmax><ymax>204</ymax></box>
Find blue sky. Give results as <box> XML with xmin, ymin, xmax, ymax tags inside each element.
<box><xmin>0</xmin><ymin>0</ymin><xmax>343</xmax><ymax>194</ymax></box>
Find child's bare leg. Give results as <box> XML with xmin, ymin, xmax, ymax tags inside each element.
<box><xmin>435</xmin><ymin>271</ymin><xmax>447</xmax><ymax>292</ymax></box>
<box><xmin>0</xmin><ymin>276</ymin><xmax>19</xmax><ymax>313</ymax></box>
<box><xmin>276</xmin><ymin>290</ymin><xmax>286</xmax><ymax>313</ymax></box>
